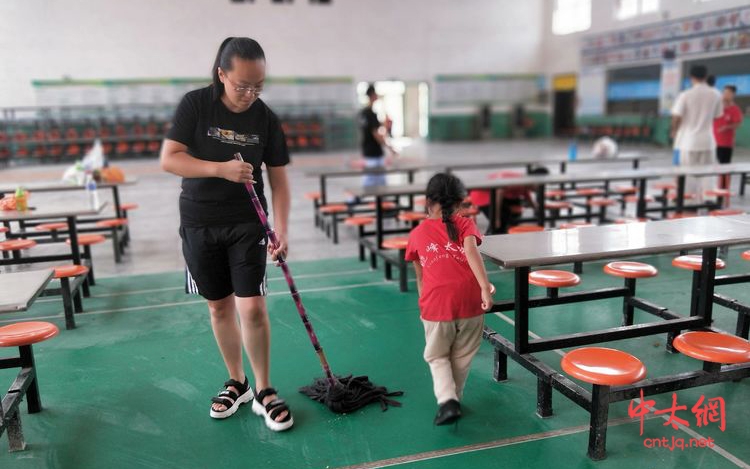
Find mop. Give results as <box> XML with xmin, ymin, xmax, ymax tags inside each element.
<box><xmin>233</xmin><ymin>153</ymin><xmax>402</xmax><ymax>413</ymax></box>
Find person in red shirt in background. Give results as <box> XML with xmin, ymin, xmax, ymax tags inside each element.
<box><xmin>468</xmin><ymin>165</ymin><xmax>548</xmax><ymax>234</ymax></box>
<box><xmin>714</xmin><ymin>85</ymin><xmax>744</xmax><ymax>190</ymax></box>
<box><xmin>405</xmin><ymin>173</ymin><xmax>494</xmax><ymax>426</ymax></box>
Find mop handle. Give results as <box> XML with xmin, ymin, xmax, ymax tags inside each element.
<box><xmin>233</xmin><ymin>153</ymin><xmax>336</xmax><ymax>386</ymax></box>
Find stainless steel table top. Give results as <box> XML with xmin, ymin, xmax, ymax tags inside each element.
<box><xmin>0</xmin><ymin>269</ymin><xmax>54</xmax><ymax>313</ymax></box>
<box><xmin>480</xmin><ymin>215</ymin><xmax>750</xmax><ymax>269</ymax></box>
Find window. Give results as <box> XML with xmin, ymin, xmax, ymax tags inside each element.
<box><xmin>615</xmin><ymin>0</ymin><xmax>660</xmax><ymax>20</ymax></box>
<box><xmin>552</xmin><ymin>0</ymin><xmax>591</xmax><ymax>35</ymax></box>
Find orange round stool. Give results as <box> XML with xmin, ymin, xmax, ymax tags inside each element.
<box><xmin>366</xmin><ymin>201</ymin><xmax>397</xmax><ymax>211</ymax></box>
<box><xmin>709</xmin><ymin>209</ymin><xmax>744</xmax><ymax>216</ymax></box>
<box><xmin>398</xmin><ymin>212</ymin><xmax>427</xmax><ymax>225</ymax></box>
<box><xmin>344</xmin><ymin>217</ymin><xmax>375</xmax><ymax>262</ymax></box>
<box><xmin>604</xmin><ymin>261</ymin><xmax>658</xmax><ymax>279</ymax></box>
<box><xmin>66</xmin><ymin>234</ymin><xmax>105</xmax><ymax>286</ymax></box>
<box><xmin>545</xmin><ymin>201</ymin><xmax>573</xmax><ymax>227</ymax></box>
<box><xmin>95</xmin><ymin>218</ymin><xmax>128</xmax><ymax>263</ymax></box>
<box><xmin>319</xmin><ymin>204</ymin><xmax>349</xmax><ymax>244</ymax></box>
<box><xmin>0</xmin><ymin>239</ymin><xmax>37</xmax><ymax>251</ymax></box>
<box><xmin>52</xmin><ymin>265</ymin><xmax>90</xmax><ymax>330</ymax></box>
<box><xmin>672</xmin><ymin>255</ymin><xmax>726</xmax><ymax>271</ymax></box>
<box><xmin>0</xmin><ymin>321</ymin><xmax>59</xmax><ymax>347</ymax></box>
<box><xmin>666</xmin><ymin>211</ymin><xmax>698</xmax><ymax>219</ymax></box>
<box><xmin>529</xmin><ymin>269</ymin><xmax>580</xmax><ymax>298</ymax></box>
<box><xmin>35</xmin><ymin>222</ymin><xmax>67</xmax><ymax>232</ymax></box>
<box><xmin>673</xmin><ymin>331</ymin><xmax>750</xmax><ymax>365</ymax></box>
<box><xmin>68</xmin><ymin>234</ymin><xmax>106</xmax><ymax>246</ymax></box>
<box><xmin>305</xmin><ymin>192</ymin><xmax>322</xmax><ymax>228</ymax></box>
<box><xmin>561</xmin><ymin>347</ymin><xmax>647</xmax><ymax>386</ymax></box>
<box><xmin>704</xmin><ymin>188</ymin><xmax>732</xmax><ymax>198</ymax></box>
<box><xmin>561</xmin><ymin>347</ymin><xmax>647</xmax><ymax>460</ymax></box>
<box><xmin>623</xmin><ymin>195</ymin><xmax>654</xmax><ymax>204</ymax></box>
<box><xmin>508</xmin><ymin>225</ymin><xmax>544</xmax><ymax>234</ymax></box>
<box><xmin>545</xmin><ymin>189</ymin><xmax>567</xmax><ymax>199</ymax></box>
<box><xmin>0</xmin><ymin>321</ymin><xmax>60</xmax><ymax>431</ymax></box>
<box><xmin>381</xmin><ymin>236</ymin><xmax>410</xmax><ymax>292</ymax></box>
<box><xmin>95</xmin><ymin>218</ymin><xmax>128</xmax><ymax>228</ymax></box>
<box><xmin>381</xmin><ymin>237</ymin><xmax>409</xmax><ymax>250</ymax></box>
<box><xmin>344</xmin><ymin>216</ymin><xmax>374</xmax><ymax>227</ymax></box>
<box><xmin>576</xmin><ymin>188</ymin><xmax>604</xmax><ymax>197</ymax></box>
<box><xmin>546</xmin><ymin>200</ymin><xmax>572</xmax><ymax>210</ymax></box>
<box><xmin>35</xmin><ymin>222</ymin><xmax>68</xmax><ymax>241</ymax></box>
<box><xmin>672</xmin><ymin>255</ymin><xmax>726</xmax><ymax>328</ymax></box>
<box><xmin>559</xmin><ymin>222</ymin><xmax>595</xmax><ymax>229</ymax></box>
<box><xmin>613</xmin><ymin>186</ymin><xmax>637</xmax><ymax>195</ymax></box>
<box><xmin>587</xmin><ymin>198</ymin><xmax>616</xmax><ymax>207</ymax></box>
<box><xmin>0</xmin><ymin>239</ymin><xmax>37</xmax><ymax>262</ymax></box>
<box><xmin>604</xmin><ymin>261</ymin><xmax>658</xmax><ymax>326</ymax></box>
<box><xmin>319</xmin><ymin>204</ymin><xmax>348</xmax><ymax>214</ymax></box>
<box><xmin>666</xmin><ymin>192</ymin><xmax>696</xmax><ymax>201</ymax></box>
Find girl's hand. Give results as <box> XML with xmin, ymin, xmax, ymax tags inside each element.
<box><xmin>217</xmin><ymin>159</ymin><xmax>254</xmax><ymax>183</ymax></box>
<box><xmin>481</xmin><ymin>284</ymin><xmax>495</xmax><ymax>312</ymax></box>
<box><xmin>269</xmin><ymin>234</ymin><xmax>288</xmax><ymax>262</ymax></box>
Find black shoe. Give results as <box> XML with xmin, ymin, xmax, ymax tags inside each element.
<box><xmin>434</xmin><ymin>399</ymin><xmax>461</xmax><ymax>426</ymax></box>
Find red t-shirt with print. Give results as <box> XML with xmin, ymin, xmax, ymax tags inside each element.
<box><xmin>713</xmin><ymin>104</ymin><xmax>743</xmax><ymax>148</ymax></box>
<box><xmin>405</xmin><ymin>216</ymin><xmax>484</xmax><ymax>321</ymax></box>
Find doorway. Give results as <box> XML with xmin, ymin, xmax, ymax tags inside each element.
<box><xmin>552</xmin><ymin>73</ymin><xmax>577</xmax><ymax>137</ymax></box>
<box><xmin>357</xmin><ymin>81</ymin><xmax>429</xmax><ymax>139</ymax></box>
<box><xmin>553</xmin><ymin>90</ymin><xmax>576</xmax><ymax>137</ymax></box>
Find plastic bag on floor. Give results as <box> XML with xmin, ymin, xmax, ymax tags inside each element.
<box><xmin>61</xmin><ymin>139</ymin><xmax>106</xmax><ymax>185</ymax></box>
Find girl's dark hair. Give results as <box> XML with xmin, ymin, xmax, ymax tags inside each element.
<box><xmin>211</xmin><ymin>37</ymin><xmax>266</xmax><ymax>100</ymax></box>
<box><xmin>426</xmin><ymin>173</ymin><xmax>467</xmax><ymax>242</ymax></box>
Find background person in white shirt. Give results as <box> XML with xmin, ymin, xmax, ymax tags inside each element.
<box><xmin>671</xmin><ymin>65</ymin><xmax>723</xmax><ymax>201</ymax></box>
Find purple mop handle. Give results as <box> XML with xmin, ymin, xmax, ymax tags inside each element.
<box><xmin>233</xmin><ymin>153</ymin><xmax>336</xmax><ymax>386</ymax></box>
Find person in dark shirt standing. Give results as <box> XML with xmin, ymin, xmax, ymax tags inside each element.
<box><xmin>359</xmin><ymin>84</ymin><xmax>397</xmax><ymax>187</ymax></box>
<box><xmin>160</xmin><ymin>37</ymin><xmax>293</xmax><ymax>432</ymax></box>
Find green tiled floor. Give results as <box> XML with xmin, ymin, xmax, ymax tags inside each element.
<box><xmin>0</xmin><ymin>254</ymin><xmax>748</xmax><ymax>468</ymax></box>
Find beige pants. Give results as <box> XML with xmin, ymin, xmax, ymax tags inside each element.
<box><xmin>423</xmin><ymin>315</ymin><xmax>484</xmax><ymax>404</ymax></box>
<box><xmin>681</xmin><ymin>150</ymin><xmax>715</xmax><ymax>201</ymax></box>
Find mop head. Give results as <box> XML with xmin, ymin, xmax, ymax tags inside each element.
<box><xmin>299</xmin><ymin>375</ymin><xmax>403</xmax><ymax>413</ymax></box>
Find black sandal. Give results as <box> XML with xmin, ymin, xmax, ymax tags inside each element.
<box><xmin>252</xmin><ymin>387</ymin><xmax>294</xmax><ymax>431</ymax></box>
<box><xmin>209</xmin><ymin>377</ymin><xmax>253</xmax><ymax>419</ymax></box>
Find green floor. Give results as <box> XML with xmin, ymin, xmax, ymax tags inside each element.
<box><xmin>1</xmin><ymin>254</ymin><xmax>748</xmax><ymax>469</ymax></box>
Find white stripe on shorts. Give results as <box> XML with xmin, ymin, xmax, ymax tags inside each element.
<box><xmin>185</xmin><ymin>267</ymin><xmax>199</xmax><ymax>295</ymax></box>
<box><xmin>259</xmin><ymin>274</ymin><xmax>268</xmax><ymax>296</ymax></box>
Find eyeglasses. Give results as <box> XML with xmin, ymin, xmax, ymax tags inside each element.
<box><xmin>224</xmin><ymin>76</ymin><xmax>263</xmax><ymax>96</ymax></box>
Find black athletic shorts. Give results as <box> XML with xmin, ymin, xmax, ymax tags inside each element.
<box><xmin>717</xmin><ymin>146</ymin><xmax>733</xmax><ymax>165</ymax></box>
<box><xmin>180</xmin><ymin>223</ymin><xmax>268</xmax><ymax>300</ymax></box>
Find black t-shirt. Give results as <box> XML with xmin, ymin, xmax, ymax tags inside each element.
<box><xmin>167</xmin><ymin>86</ymin><xmax>290</xmax><ymax>227</ymax></box>
<box><xmin>359</xmin><ymin>107</ymin><xmax>383</xmax><ymax>157</ymax></box>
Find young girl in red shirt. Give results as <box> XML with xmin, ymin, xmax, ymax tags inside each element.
<box><xmin>405</xmin><ymin>173</ymin><xmax>494</xmax><ymax>425</ymax></box>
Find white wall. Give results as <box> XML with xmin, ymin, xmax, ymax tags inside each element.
<box><xmin>0</xmin><ymin>0</ymin><xmax>545</xmax><ymax>107</ymax></box>
<box><xmin>541</xmin><ymin>0</ymin><xmax>750</xmax><ymax>76</ymax></box>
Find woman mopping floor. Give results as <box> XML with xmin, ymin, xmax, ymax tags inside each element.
<box><xmin>161</xmin><ymin>36</ymin><xmax>293</xmax><ymax>431</ymax></box>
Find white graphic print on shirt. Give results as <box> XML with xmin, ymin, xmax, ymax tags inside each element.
<box><xmin>421</xmin><ymin>240</ymin><xmax>469</xmax><ymax>269</ymax></box>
